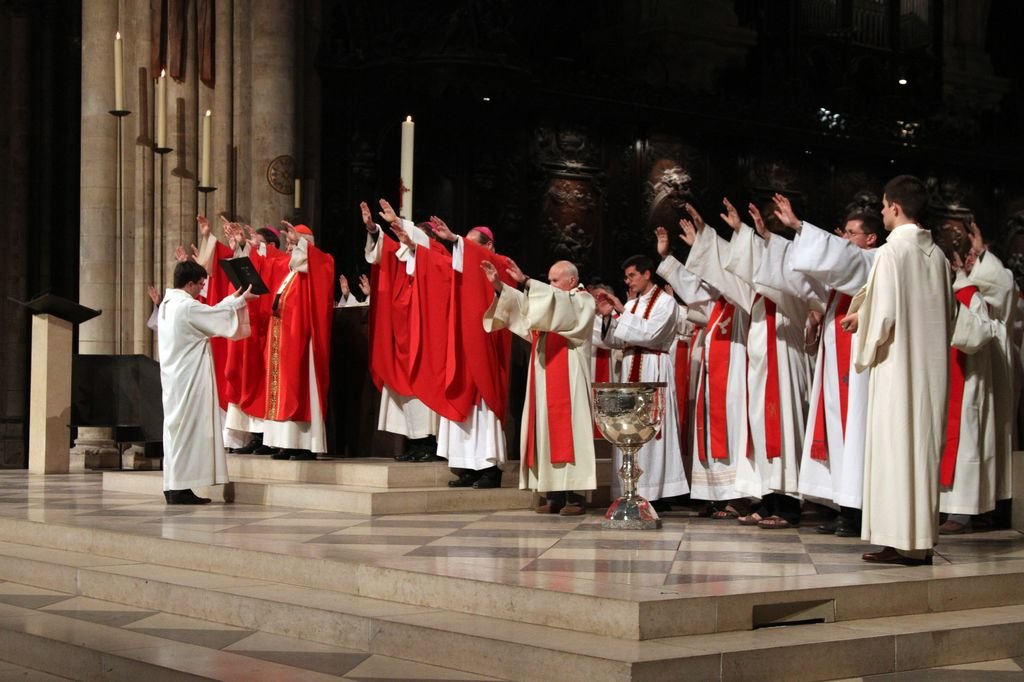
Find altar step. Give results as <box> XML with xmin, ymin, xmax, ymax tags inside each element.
<box><xmin>103</xmin><ymin>456</ymin><xmax>615</xmax><ymax>515</ymax></box>
<box><xmin>1</xmin><ymin>532</ymin><xmax>1024</xmax><ymax>681</ymax></box>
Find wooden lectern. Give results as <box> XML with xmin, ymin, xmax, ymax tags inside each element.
<box><xmin>13</xmin><ymin>294</ymin><xmax>100</xmax><ymax>473</ymax></box>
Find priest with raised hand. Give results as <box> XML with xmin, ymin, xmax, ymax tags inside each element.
<box><xmin>843</xmin><ymin>174</ymin><xmax>952</xmax><ymax>565</ymax></box>
<box><xmin>595</xmin><ymin>254</ymin><xmax>689</xmax><ymax>508</ymax></box>
<box><xmin>482</xmin><ymin>258</ymin><xmax>597</xmax><ymax>516</ymax></box>
<box><xmin>159</xmin><ymin>259</ymin><xmax>254</xmax><ymax>504</ymax></box>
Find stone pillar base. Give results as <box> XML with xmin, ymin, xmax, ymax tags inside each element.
<box><xmin>122</xmin><ymin>445</ymin><xmax>161</xmax><ymax>471</ymax></box>
<box><xmin>1013</xmin><ymin>451</ymin><xmax>1023</xmax><ymax>533</ymax></box>
<box><xmin>69</xmin><ymin>441</ymin><xmax>121</xmax><ymax>472</ymax></box>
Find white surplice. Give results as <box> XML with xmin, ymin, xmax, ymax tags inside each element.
<box><xmin>365</xmin><ymin>229</ymin><xmax>440</xmax><ymax>440</ymax></box>
<box><xmin>158</xmin><ymin>288</ymin><xmax>250</xmax><ymax>491</ymax></box>
<box><xmin>966</xmin><ymin>250</ymin><xmax>1018</xmax><ymax>501</ymax></box>
<box><xmin>484</xmin><ymin>281</ymin><xmax>597</xmax><ymax>494</ymax></box>
<box><xmin>690</xmin><ymin>224</ymin><xmax>810</xmax><ymax>500</ymax></box>
<box><xmin>437</xmin><ymin>236</ymin><xmax>507</xmax><ymax>471</ymax></box>
<box><xmin>603</xmin><ymin>285</ymin><xmax>690</xmax><ymax>501</ymax></box>
<box><xmin>761</xmin><ymin>223</ymin><xmax>875</xmax><ymax>509</ymax></box>
<box><xmin>658</xmin><ymin>255</ymin><xmax>749</xmax><ymax>501</ymax></box>
<box><xmin>854</xmin><ymin>223</ymin><xmax>952</xmax><ymax>552</ymax></box>
<box><xmin>941</xmin><ymin>273</ymin><xmax>1003</xmax><ymax>515</ymax></box>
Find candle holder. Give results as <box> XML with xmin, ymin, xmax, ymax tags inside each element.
<box><xmin>108</xmin><ymin>110</ymin><xmax>131</xmax><ymax>117</ymax></box>
<box><xmin>153</xmin><ymin>146</ymin><xmax>172</xmax><ymax>155</ymax></box>
<box><xmin>109</xmin><ymin>109</ymin><xmax>132</xmax><ymax>354</ymax></box>
<box><xmin>197</xmin><ymin>185</ymin><xmax>217</xmax><ymax>217</ymax></box>
<box><xmin>197</xmin><ymin>186</ymin><xmax>217</xmax><ymax>193</ymax></box>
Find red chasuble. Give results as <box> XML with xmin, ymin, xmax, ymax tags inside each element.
<box><xmin>941</xmin><ymin>286</ymin><xmax>980</xmax><ymax>486</ymax></box>
<box><xmin>455</xmin><ymin>239</ymin><xmax>515</xmax><ymax>421</ymax></box>
<box><xmin>251</xmin><ymin>243</ymin><xmax>334</xmax><ymax>422</ymax></box>
<box><xmin>408</xmin><ymin>240</ymin><xmax>466</xmax><ymax>422</ymax></box>
<box><xmin>202</xmin><ymin>241</ymin><xmax>238</xmax><ymax>410</ymax></box>
<box><xmin>368</xmin><ymin>235</ymin><xmax>417</xmax><ymax>397</ymax></box>
<box><xmin>226</xmin><ymin>244</ymin><xmax>290</xmax><ymax>420</ymax></box>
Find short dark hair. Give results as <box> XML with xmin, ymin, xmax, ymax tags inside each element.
<box><xmin>173</xmin><ymin>260</ymin><xmax>208</xmax><ymax>288</ymax></box>
<box><xmin>846</xmin><ymin>209</ymin><xmax>886</xmax><ymax>245</ymax></box>
<box><xmin>621</xmin><ymin>254</ymin><xmax>654</xmax><ymax>275</ymax></box>
<box><xmin>257</xmin><ymin>227</ymin><xmax>280</xmax><ymax>248</ymax></box>
<box><xmin>883</xmin><ymin>175</ymin><xmax>928</xmax><ymax>221</ymax></box>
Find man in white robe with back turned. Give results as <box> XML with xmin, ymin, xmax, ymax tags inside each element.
<box><xmin>595</xmin><ymin>255</ymin><xmax>690</xmax><ymax>507</ymax></box>
<box><xmin>845</xmin><ymin>175</ymin><xmax>952</xmax><ymax>565</ymax></box>
<box><xmin>483</xmin><ymin>259</ymin><xmax>597</xmax><ymax>516</ymax></box>
<box><xmin>158</xmin><ymin>259</ymin><xmax>252</xmax><ymax>504</ymax></box>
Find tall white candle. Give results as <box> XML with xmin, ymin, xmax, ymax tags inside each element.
<box><xmin>294</xmin><ymin>178</ymin><xmax>301</xmax><ymax>210</ymax></box>
<box><xmin>400</xmin><ymin>116</ymin><xmax>414</xmax><ymax>219</ymax></box>
<box><xmin>114</xmin><ymin>32</ymin><xmax>124</xmax><ymax>111</ymax></box>
<box><xmin>156</xmin><ymin>69</ymin><xmax>167</xmax><ymax>148</ymax></box>
<box><xmin>201</xmin><ymin>110</ymin><xmax>212</xmax><ymax>186</ymax></box>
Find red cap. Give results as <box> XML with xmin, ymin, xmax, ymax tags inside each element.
<box><xmin>470</xmin><ymin>226</ymin><xmax>494</xmax><ymax>242</ymax></box>
<box><xmin>294</xmin><ymin>224</ymin><xmax>313</xmax><ymax>235</ymax></box>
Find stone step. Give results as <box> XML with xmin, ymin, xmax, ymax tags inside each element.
<box><xmin>102</xmin><ymin>470</ymin><xmax>538</xmax><ymax>515</ymax></box>
<box><xmin>1</xmin><ymin>538</ymin><xmax>1024</xmax><ymax>681</ymax></box>
<box><xmin>3</xmin><ymin>514</ymin><xmax>1024</xmax><ymax>644</ymax></box>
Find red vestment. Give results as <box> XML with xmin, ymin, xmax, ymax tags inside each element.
<box><xmin>202</xmin><ymin>241</ymin><xmax>238</xmax><ymax>410</ymax></box>
<box><xmin>368</xmin><ymin>235</ymin><xmax>416</xmax><ymax>397</ymax></box>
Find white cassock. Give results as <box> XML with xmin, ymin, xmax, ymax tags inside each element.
<box><xmin>941</xmin><ymin>273</ymin><xmax>1003</xmax><ymax>515</ymax></box>
<box><xmin>158</xmin><ymin>288</ymin><xmax>250</xmax><ymax>491</ymax></box>
<box><xmin>759</xmin><ymin>223</ymin><xmax>874</xmax><ymax>510</ymax></box>
<box><xmin>437</xmin><ymin>236</ymin><xmax>507</xmax><ymax>471</ymax></box>
<box><xmin>602</xmin><ymin>285</ymin><xmax>689</xmax><ymax>501</ymax></box>
<box><xmin>365</xmin><ymin>227</ymin><xmax>440</xmax><ymax>439</ymax></box>
<box><xmin>484</xmin><ymin>281</ymin><xmax>597</xmax><ymax>494</ymax></box>
<box><xmin>853</xmin><ymin>223</ymin><xmax>952</xmax><ymax>552</ymax></box>
<box><xmin>659</xmin><ymin>255</ymin><xmax>749</xmax><ymax>501</ymax></box>
<box><xmin>967</xmin><ymin>250</ymin><xmax>1018</xmax><ymax>500</ymax></box>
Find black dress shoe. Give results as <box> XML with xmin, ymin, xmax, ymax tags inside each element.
<box><xmin>472</xmin><ymin>469</ymin><xmax>502</xmax><ymax>489</ymax></box>
<box><xmin>254</xmin><ymin>444</ymin><xmax>279</xmax><ymax>456</ymax></box>
<box><xmin>413</xmin><ymin>452</ymin><xmax>445</xmax><ymax>462</ymax></box>
<box><xmin>270</xmin><ymin>450</ymin><xmax>291</xmax><ymax>460</ymax></box>
<box><xmin>165</xmin><ymin>489</ymin><xmax>212</xmax><ymax>505</ymax></box>
<box><xmin>288</xmin><ymin>450</ymin><xmax>316</xmax><ymax>461</ymax></box>
<box><xmin>651</xmin><ymin>499</ymin><xmax>672</xmax><ymax>513</ymax></box>
<box><xmin>834</xmin><ymin>520</ymin><xmax>861</xmax><ymax>537</ymax></box>
<box><xmin>816</xmin><ymin>519</ymin><xmax>838</xmax><ymax>534</ymax></box>
<box><xmin>395</xmin><ymin>452</ymin><xmax>417</xmax><ymax>462</ymax></box>
<box><xmin>861</xmin><ymin>546</ymin><xmax>932</xmax><ymax>566</ymax></box>
<box><xmin>448</xmin><ymin>471</ymin><xmax>480</xmax><ymax>488</ymax></box>
<box><xmin>234</xmin><ymin>435</ymin><xmax>263</xmax><ymax>455</ymax></box>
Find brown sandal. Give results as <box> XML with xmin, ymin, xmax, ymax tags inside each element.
<box><xmin>757</xmin><ymin>515</ymin><xmax>794</xmax><ymax>530</ymax></box>
<box><xmin>737</xmin><ymin>512</ymin><xmax>763</xmax><ymax>526</ymax></box>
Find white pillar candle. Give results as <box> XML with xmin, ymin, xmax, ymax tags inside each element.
<box><xmin>400</xmin><ymin>116</ymin><xmax>414</xmax><ymax>219</ymax></box>
<box><xmin>201</xmin><ymin>110</ymin><xmax>212</xmax><ymax>186</ymax></box>
<box><xmin>294</xmin><ymin>178</ymin><xmax>301</xmax><ymax>210</ymax></box>
<box><xmin>156</xmin><ymin>69</ymin><xmax>167</xmax><ymax>148</ymax></box>
<box><xmin>114</xmin><ymin>32</ymin><xmax>124</xmax><ymax>111</ymax></box>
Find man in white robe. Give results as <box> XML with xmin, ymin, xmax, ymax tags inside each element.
<box><xmin>656</xmin><ymin>227</ymin><xmax>750</xmax><ymax>516</ymax></box>
<box><xmin>845</xmin><ymin>175</ymin><xmax>952</xmax><ymax>565</ymax></box>
<box><xmin>482</xmin><ymin>259</ymin><xmax>597</xmax><ymax>516</ymax></box>
<box><xmin>684</xmin><ymin>200</ymin><xmax>811</xmax><ymax>529</ymax></box>
<box><xmin>758</xmin><ymin>197</ymin><xmax>880</xmax><ymax>537</ymax></box>
<box><xmin>595</xmin><ymin>255</ymin><xmax>689</xmax><ymax>506</ymax></box>
<box><xmin>158</xmin><ymin>259</ymin><xmax>252</xmax><ymax>504</ymax></box>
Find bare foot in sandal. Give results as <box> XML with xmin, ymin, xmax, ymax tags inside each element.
<box><xmin>757</xmin><ymin>515</ymin><xmax>794</xmax><ymax>529</ymax></box>
<box><xmin>737</xmin><ymin>512</ymin><xmax>763</xmax><ymax>526</ymax></box>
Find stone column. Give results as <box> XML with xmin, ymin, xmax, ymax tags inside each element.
<box><xmin>72</xmin><ymin>0</ymin><xmax>120</xmax><ymax>469</ymax></box>
<box><xmin>248</xmin><ymin>0</ymin><xmax>296</xmax><ymax>226</ymax></box>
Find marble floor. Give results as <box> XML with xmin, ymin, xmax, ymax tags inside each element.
<box><xmin>0</xmin><ymin>471</ymin><xmax>1022</xmax><ymax>591</ymax></box>
<box><xmin>1</xmin><ymin>471</ymin><xmax>1024</xmax><ymax>680</ymax></box>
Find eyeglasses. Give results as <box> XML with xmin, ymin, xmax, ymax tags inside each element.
<box><xmin>843</xmin><ymin>229</ymin><xmax>866</xmax><ymax>238</ymax></box>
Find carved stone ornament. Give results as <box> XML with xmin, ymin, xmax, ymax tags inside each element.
<box><xmin>267</xmin><ymin>155</ymin><xmax>297</xmax><ymax>194</ymax></box>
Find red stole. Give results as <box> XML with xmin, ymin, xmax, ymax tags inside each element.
<box><xmin>592</xmin><ymin>346</ymin><xmax>611</xmax><ymax>439</ymax></box>
<box><xmin>941</xmin><ymin>286</ymin><xmax>979</xmax><ymax>487</ymax></box>
<box><xmin>810</xmin><ymin>291</ymin><xmax>853</xmax><ymax>460</ymax></box>
<box><xmin>760</xmin><ymin>296</ymin><xmax>783</xmax><ymax>459</ymax></box>
<box><xmin>525</xmin><ymin>331</ymin><xmax>575</xmax><ymax>467</ymax></box>
<box><xmin>695</xmin><ymin>298</ymin><xmax>735</xmax><ymax>463</ymax></box>
<box><xmin>674</xmin><ymin>338</ymin><xmax>691</xmax><ymax>456</ymax></box>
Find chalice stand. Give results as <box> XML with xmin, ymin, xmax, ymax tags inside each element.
<box><xmin>592</xmin><ymin>382</ymin><xmax>666</xmax><ymax>530</ymax></box>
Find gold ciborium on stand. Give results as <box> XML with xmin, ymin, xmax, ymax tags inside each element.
<box><xmin>592</xmin><ymin>382</ymin><xmax>666</xmax><ymax>530</ymax></box>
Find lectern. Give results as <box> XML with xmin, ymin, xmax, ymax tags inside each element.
<box><xmin>13</xmin><ymin>294</ymin><xmax>100</xmax><ymax>473</ymax></box>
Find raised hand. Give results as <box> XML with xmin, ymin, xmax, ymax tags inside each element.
<box><xmin>679</xmin><ymin>218</ymin><xmax>698</xmax><ymax>247</ymax></box>
<box><xmin>378</xmin><ymin>198</ymin><xmax>399</xmax><ymax>227</ymax></box>
<box><xmin>749</xmin><ymin>203</ymin><xmax>770</xmax><ymax>241</ymax></box>
<box><xmin>359</xmin><ymin>201</ymin><xmax>376</xmax><ymax>232</ymax></box>
<box><xmin>480</xmin><ymin>261</ymin><xmax>502</xmax><ymax>291</ymax></box>
<box><xmin>595</xmin><ymin>292</ymin><xmax>614</xmax><ymax>317</ymax></box>
<box><xmin>280</xmin><ymin>219</ymin><xmax>295</xmax><ymax>231</ymax></box>
<box><xmin>654</xmin><ymin>226</ymin><xmax>671</xmax><ymax>258</ymax></box>
<box><xmin>197</xmin><ymin>214</ymin><xmax>211</xmax><ymax>238</ymax></box>
<box><xmin>720</xmin><ymin>198</ymin><xmax>742</xmax><ymax>232</ymax></box>
<box><xmin>772</xmin><ymin>193</ymin><xmax>801</xmax><ymax>231</ymax></box>
<box><xmin>190</xmin><ymin>243</ymin><xmax>200</xmax><ymax>260</ymax></box>
<box><xmin>392</xmin><ymin>221</ymin><xmax>413</xmax><ymax>248</ymax></box>
<box><xmin>429</xmin><ymin>215</ymin><xmax>457</xmax><ymax>242</ymax></box>
<box><xmin>339</xmin><ymin>274</ymin><xmax>350</xmax><ymax>297</ymax></box>
<box><xmin>504</xmin><ymin>258</ymin><xmax>526</xmax><ymax>284</ymax></box>
<box><xmin>603</xmin><ymin>290</ymin><xmax>625</xmax><ymax>314</ymax></box>
<box><xmin>174</xmin><ymin>245</ymin><xmax>189</xmax><ymax>263</ymax></box>
<box><xmin>967</xmin><ymin>220</ymin><xmax>986</xmax><ymax>256</ymax></box>
<box><xmin>358</xmin><ymin>274</ymin><xmax>371</xmax><ymax>296</ymax></box>
<box><xmin>683</xmin><ymin>202</ymin><xmax>705</xmax><ymax>231</ymax></box>
<box><xmin>146</xmin><ymin>284</ymin><xmax>161</xmax><ymax>306</ymax></box>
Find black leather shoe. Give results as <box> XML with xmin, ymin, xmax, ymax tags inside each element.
<box><xmin>165</xmin><ymin>489</ymin><xmax>212</xmax><ymax>505</ymax></box>
<box><xmin>414</xmin><ymin>453</ymin><xmax>446</xmax><ymax>463</ymax></box>
<box><xmin>288</xmin><ymin>450</ymin><xmax>316</xmax><ymax>461</ymax></box>
<box><xmin>834</xmin><ymin>520</ymin><xmax>861</xmax><ymax>537</ymax></box>
<box><xmin>270</xmin><ymin>450</ymin><xmax>291</xmax><ymax>460</ymax></box>
<box><xmin>448</xmin><ymin>471</ymin><xmax>480</xmax><ymax>488</ymax></box>
<box><xmin>816</xmin><ymin>519</ymin><xmax>838</xmax><ymax>534</ymax></box>
<box><xmin>254</xmin><ymin>444</ymin><xmax>279</xmax><ymax>456</ymax></box>
<box><xmin>234</xmin><ymin>436</ymin><xmax>263</xmax><ymax>455</ymax></box>
<box><xmin>472</xmin><ymin>476</ymin><xmax>501</xmax><ymax>489</ymax></box>
<box><xmin>395</xmin><ymin>452</ymin><xmax>417</xmax><ymax>462</ymax></box>
<box><xmin>862</xmin><ymin>546</ymin><xmax>932</xmax><ymax>566</ymax></box>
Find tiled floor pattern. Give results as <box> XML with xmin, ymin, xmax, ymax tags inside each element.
<box><xmin>0</xmin><ymin>581</ymin><xmax>501</xmax><ymax>680</ymax></box>
<box><xmin>1</xmin><ymin>471</ymin><xmax>1023</xmax><ymax>592</ymax></box>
